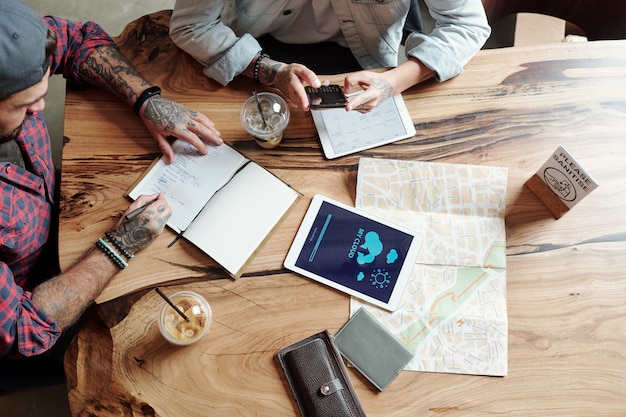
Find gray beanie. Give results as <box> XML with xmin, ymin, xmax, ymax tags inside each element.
<box><xmin>0</xmin><ymin>0</ymin><xmax>49</xmax><ymax>99</ymax></box>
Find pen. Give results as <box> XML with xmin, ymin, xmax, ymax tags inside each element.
<box><xmin>125</xmin><ymin>197</ymin><xmax>158</xmax><ymax>220</ymax></box>
<box><xmin>167</xmin><ymin>232</ymin><xmax>183</xmax><ymax>248</ymax></box>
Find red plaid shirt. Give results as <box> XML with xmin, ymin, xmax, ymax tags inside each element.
<box><xmin>0</xmin><ymin>16</ymin><xmax>114</xmax><ymax>357</ymax></box>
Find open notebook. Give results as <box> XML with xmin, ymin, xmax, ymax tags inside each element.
<box><xmin>127</xmin><ymin>140</ymin><xmax>300</xmax><ymax>278</ymax></box>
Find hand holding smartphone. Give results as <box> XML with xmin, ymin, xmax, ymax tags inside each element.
<box><xmin>305</xmin><ymin>85</ymin><xmax>347</xmax><ymax>109</ymax></box>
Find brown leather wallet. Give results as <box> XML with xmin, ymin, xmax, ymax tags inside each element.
<box><xmin>277</xmin><ymin>330</ymin><xmax>367</xmax><ymax>417</ymax></box>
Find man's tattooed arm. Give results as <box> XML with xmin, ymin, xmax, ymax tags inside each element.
<box><xmin>79</xmin><ymin>45</ymin><xmax>148</xmax><ymax>107</ymax></box>
<box><xmin>79</xmin><ymin>45</ymin><xmax>223</xmax><ymax>161</ymax></box>
<box><xmin>31</xmin><ymin>197</ymin><xmax>171</xmax><ymax>330</ymax></box>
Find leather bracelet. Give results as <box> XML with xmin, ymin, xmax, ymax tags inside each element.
<box><xmin>133</xmin><ymin>86</ymin><xmax>161</xmax><ymax>116</ymax></box>
<box><xmin>253</xmin><ymin>52</ymin><xmax>270</xmax><ymax>84</ymax></box>
<box><xmin>96</xmin><ymin>238</ymin><xmax>128</xmax><ymax>269</ymax></box>
<box><xmin>104</xmin><ymin>231</ymin><xmax>134</xmax><ymax>260</ymax></box>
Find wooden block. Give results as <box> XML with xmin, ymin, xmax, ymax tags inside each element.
<box><xmin>525</xmin><ymin>146</ymin><xmax>599</xmax><ymax>219</ymax></box>
<box><xmin>525</xmin><ymin>173</ymin><xmax>570</xmax><ymax>219</ymax></box>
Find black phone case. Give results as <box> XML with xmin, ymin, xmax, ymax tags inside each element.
<box><xmin>306</xmin><ymin>85</ymin><xmax>347</xmax><ymax>109</ymax></box>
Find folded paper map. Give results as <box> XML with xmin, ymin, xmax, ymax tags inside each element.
<box><xmin>352</xmin><ymin>157</ymin><xmax>508</xmax><ymax>377</ymax></box>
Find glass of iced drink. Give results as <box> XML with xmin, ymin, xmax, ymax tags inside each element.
<box><xmin>240</xmin><ymin>92</ymin><xmax>290</xmax><ymax>149</ymax></box>
<box><xmin>158</xmin><ymin>291</ymin><xmax>211</xmax><ymax>346</ymax></box>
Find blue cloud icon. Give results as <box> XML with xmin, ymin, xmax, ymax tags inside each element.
<box><xmin>386</xmin><ymin>249</ymin><xmax>399</xmax><ymax>264</ymax></box>
<box><xmin>357</xmin><ymin>231</ymin><xmax>383</xmax><ymax>265</ymax></box>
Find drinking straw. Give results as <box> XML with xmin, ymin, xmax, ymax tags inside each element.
<box><xmin>252</xmin><ymin>89</ymin><xmax>267</xmax><ymax>129</ymax></box>
<box><xmin>155</xmin><ymin>287</ymin><xmax>190</xmax><ymax>322</ymax></box>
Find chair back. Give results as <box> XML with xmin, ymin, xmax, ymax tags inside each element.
<box><xmin>481</xmin><ymin>0</ymin><xmax>626</xmax><ymax>40</ymax></box>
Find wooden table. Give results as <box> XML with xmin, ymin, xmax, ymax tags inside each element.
<box><xmin>60</xmin><ymin>11</ymin><xmax>626</xmax><ymax>417</ymax></box>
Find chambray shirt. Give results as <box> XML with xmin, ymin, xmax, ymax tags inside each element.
<box><xmin>170</xmin><ymin>0</ymin><xmax>490</xmax><ymax>86</ymax></box>
<box><xmin>0</xmin><ymin>16</ymin><xmax>114</xmax><ymax>358</ymax></box>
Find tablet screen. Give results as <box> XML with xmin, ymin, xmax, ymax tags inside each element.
<box><xmin>291</xmin><ymin>199</ymin><xmax>416</xmax><ymax>304</ymax></box>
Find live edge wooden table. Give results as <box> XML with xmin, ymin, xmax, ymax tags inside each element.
<box><xmin>59</xmin><ymin>11</ymin><xmax>626</xmax><ymax>417</ymax></box>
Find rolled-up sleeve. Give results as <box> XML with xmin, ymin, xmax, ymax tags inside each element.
<box><xmin>170</xmin><ymin>0</ymin><xmax>261</xmax><ymax>85</ymax></box>
<box><xmin>405</xmin><ymin>0</ymin><xmax>491</xmax><ymax>82</ymax></box>
<box><xmin>0</xmin><ymin>263</ymin><xmax>61</xmax><ymax>357</ymax></box>
<box><xmin>43</xmin><ymin>16</ymin><xmax>116</xmax><ymax>86</ymax></box>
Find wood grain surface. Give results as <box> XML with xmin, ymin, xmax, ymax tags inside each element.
<box><xmin>61</xmin><ymin>11</ymin><xmax>626</xmax><ymax>417</ymax></box>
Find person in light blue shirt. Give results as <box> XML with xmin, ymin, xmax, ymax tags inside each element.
<box><xmin>170</xmin><ymin>0</ymin><xmax>490</xmax><ymax>113</ymax></box>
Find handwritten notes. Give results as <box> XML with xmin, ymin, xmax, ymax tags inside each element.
<box><xmin>128</xmin><ymin>141</ymin><xmax>247</xmax><ymax>232</ymax></box>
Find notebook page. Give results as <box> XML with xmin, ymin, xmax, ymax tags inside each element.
<box><xmin>183</xmin><ymin>162</ymin><xmax>299</xmax><ymax>277</ymax></box>
<box><xmin>128</xmin><ymin>141</ymin><xmax>247</xmax><ymax>232</ymax></box>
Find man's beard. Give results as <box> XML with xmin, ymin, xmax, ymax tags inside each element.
<box><xmin>0</xmin><ymin>121</ymin><xmax>24</xmax><ymax>143</ymax></box>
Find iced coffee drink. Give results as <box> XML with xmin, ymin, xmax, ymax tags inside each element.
<box><xmin>158</xmin><ymin>291</ymin><xmax>211</xmax><ymax>346</ymax></box>
<box><xmin>241</xmin><ymin>92</ymin><xmax>290</xmax><ymax>149</ymax></box>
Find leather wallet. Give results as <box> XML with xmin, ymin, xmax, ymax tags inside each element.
<box><xmin>333</xmin><ymin>307</ymin><xmax>414</xmax><ymax>391</ymax></box>
<box><xmin>277</xmin><ymin>330</ymin><xmax>367</xmax><ymax>417</ymax></box>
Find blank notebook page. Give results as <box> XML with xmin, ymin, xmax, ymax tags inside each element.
<box><xmin>183</xmin><ymin>162</ymin><xmax>299</xmax><ymax>276</ymax></box>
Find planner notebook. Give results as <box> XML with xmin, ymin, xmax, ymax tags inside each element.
<box><xmin>127</xmin><ymin>140</ymin><xmax>301</xmax><ymax>278</ymax></box>
<box><xmin>311</xmin><ymin>94</ymin><xmax>416</xmax><ymax>159</ymax></box>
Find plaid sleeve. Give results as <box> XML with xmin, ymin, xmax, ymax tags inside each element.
<box><xmin>0</xmin><ymin>263</ymin><xmax>61</xmax><ymax>357</ymax></box>
<box><xmin>42</xmin><ymin>16</ymin><xmax>116</xmax><ymax>86</ymax></box>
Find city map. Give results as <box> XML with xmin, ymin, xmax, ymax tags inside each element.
<box><xmin>352</xmin><ymin>157</ymin><xmax>508</xmax><ymax>376</ymax></box>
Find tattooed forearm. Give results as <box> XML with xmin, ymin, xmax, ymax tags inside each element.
<box><xmin>80</xmin><ymin>46</ymin><xmax>147</xmax><ymax>105</ymax></box>
<box><xmin>31</xmin><ymin>247</ymin><xmax>115</xmax><ymax>329</ymax></box>
<box><xmin>32</xmin><ymin>277</ymin><xmax>89</xmax><ymax>328</ymax></box>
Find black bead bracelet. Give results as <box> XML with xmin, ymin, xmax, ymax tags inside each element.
<box><xmin>105</xmin><ymin>231</ymin><xmax>134</xmax><ymax>260</ymax></box>
<box><xmin>253</xmin><ymin>52</ymin><xmax>270</xmax><ymax>84</ymax></box>
<box><xmin>96</xmin><ymin>238</ymin><xmax>128</xmax><ymax>269</ymax></box>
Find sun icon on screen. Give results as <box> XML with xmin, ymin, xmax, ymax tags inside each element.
<box><xmin>370</xmin><ymin>269</ymin><xmax>391</xmax><ymax>289</ymax></box>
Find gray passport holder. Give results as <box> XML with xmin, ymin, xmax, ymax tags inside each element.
<box><xmin>333</xmin><ymin>307</ymin><xmax>414</xmax><ymax>391</ymax></box>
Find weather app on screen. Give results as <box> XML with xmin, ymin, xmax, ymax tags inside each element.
<box><xmin>294</xmin><ymin>201</ymin><xmax>415</xmax><ymax>303</ymax></box>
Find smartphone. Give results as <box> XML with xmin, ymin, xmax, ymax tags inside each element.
<box><xmin>305</xmin><ymin>85</ymin><xmax>348</xmax><ymax>109</ymax></box>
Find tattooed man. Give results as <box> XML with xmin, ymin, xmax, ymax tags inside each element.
<box><xmin>0</xmin><ymin>0</ymin><xmax>222</xmax><ymax>388</ymax></box>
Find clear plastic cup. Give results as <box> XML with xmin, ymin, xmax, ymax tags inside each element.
<box><xmin>158</xmin><ymin>291</ymin><xmax>211</xmax><ymax>346</ymax></box>
<box><xmin>240</xmin><ymin>92</ymin><xmax>290</xmax><ymax>149</ymax></box>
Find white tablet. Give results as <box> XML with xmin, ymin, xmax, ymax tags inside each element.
<box><xmin>311</xmin><ymin>94</ymin><xmax>416</xmax><ymax>159</ymax></box>
<box><xmin>284</xmin><ymin>195</ymin><xmax>423</xmax><ymax>311</ymax></box>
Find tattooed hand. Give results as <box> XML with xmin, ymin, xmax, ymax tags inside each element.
<box><xmin>110</xmin><ymin>193</ymin><xmax>172</xmax><ymax>256</ymax></box>
<box><xmin>81</xmin><ymin>45</ymin><xmax>222</xmax><ymax>164</ymax></box>
<box><xmin>140</xmin><ymin>95</ymin><xmax>222</xmax><ymax>164</ymax></box>
<box><xmin>343</xmin><ymin>72</ymin><xmax>394</xmax><ymax>113</ymax></box>
<box><xmin>254</xmin><ymin>57</ymin><xmax>322</xmax><ymax>111</ymax></box>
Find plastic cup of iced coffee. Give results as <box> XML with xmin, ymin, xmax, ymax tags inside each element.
<box><xmin>240</xmin><ymin>92</ymin><xmax>290</xmax><ymax>149</ymax></box>
<box><xmin>158</xmin><ymin>291</ymin><xmax>211</xmax><ymax>346</ymax></box>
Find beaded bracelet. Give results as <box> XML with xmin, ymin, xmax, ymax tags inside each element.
<box><xmin>104</xmin><ymin>231</ymin><xmax>134</xmax><ymax>260</ymax></box>
<box><xmin>253</xmin><ymin>52</ymin><xmax>270</xmax><ymax>84</ymax></box>
<box><xmin>96</xmin><ymin>238</ymin><xmax>128</xmax><ymax>269</ymax></box>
